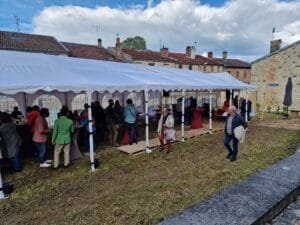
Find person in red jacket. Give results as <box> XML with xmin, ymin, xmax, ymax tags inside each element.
<box><xmin>27</xmin><ymin>105</ymin><xmax>40</xmax><ymax>132</ymax></box>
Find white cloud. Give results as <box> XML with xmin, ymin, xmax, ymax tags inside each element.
<box><xmin>32</xmin><ymin>0</ymin><xmax>300</xmax><ymax>60</ymax></box>
<box><xmin>147</xmin><ymin>0</ymin><xmax>154</xmax><ymax>8</ymax></box>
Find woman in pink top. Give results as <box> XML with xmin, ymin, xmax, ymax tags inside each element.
<box><xmin>32</xmin><ymin>108</ymin><xmax>51</xmax><ymax>168</ymax></box>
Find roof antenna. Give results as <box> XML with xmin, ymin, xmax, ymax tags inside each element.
<box><xmin>13</xmin><ymin>15</ymin><xmax>20</xmax><ymax>32</ymax></box>
<box><xmin>159</xmin><ymin>39</ymin><xmax>162</xmax><ymax>50</ymax></box>
<box><xmin>96</xmin><ymin>25</ymin><xmax>100</xmax><ymax>39</ymax></box>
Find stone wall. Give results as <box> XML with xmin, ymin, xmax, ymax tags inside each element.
<box><xmin>226</xmin><ymin>67</ymin><xmax>251</xmax><ymax>84</ymax></box>
<box><xmin>251</xmin><ymin>43</ymin><xmax>300</xmax><ymax>112</ymax></box>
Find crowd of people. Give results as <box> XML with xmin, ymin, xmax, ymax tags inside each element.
<box><xmin>0</xmin><ymin>94</ymin><xmax>252</xmax><ymax>172</ymax></box>
<box><xmin>0</xmin><ymin>99</ymin><xmax>143</xmax><ymax>172</ymax></box>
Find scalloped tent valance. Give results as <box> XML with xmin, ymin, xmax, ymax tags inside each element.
<box><xmin>0</xmin><ymin>50</ymin><xmax>255</xmax><ymax>95</ymax></box>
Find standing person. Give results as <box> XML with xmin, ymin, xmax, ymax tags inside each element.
<box><xmin>10</xmin><ymin>106</ymin><xmax>23</xmax><ymax>119</ymax></box>
<box><xmin>0</xmin><ymin>112</ymin><xmax>22</xmax><ymax>172</ymax></box>
<box><xmin>32</xmin><ymin>108</ymin><xmax>51</xmax><ymax>168</ymax></box>
<box><xmin>52</xmin><ymin>109</ymin><xmax>74</xmax><ymax>168</ymax></box>
<box><xmin>224</xmin><ymin>106</ymin><xmax>247</xmax><ymax>161</ymax></box>
<box><xmin>123</xmin><ymin>99</ymin><xmax>138</xmax><ymax>145</ymax></box>
<box><xmin>92</xmin><ymin>101</ymin><xmax>106</xmax><ymax>143</ymax></box>
<box><xmin>27</xmin><ymin>105</ymin><xmax>40</xmax><ymax>132</ymax></box>
<box><xmin>233</xmin><ymin>95</ymin><xmax>239</xmax><ymax>109</ymax></box>
<box><xmin>105</xmin><ymin>99</ymin><xmax>120</xmax><ymax>147</ymax></box>
<box><xmin>158</xmin><ymin>108</ymin><xmax>176</xmax><ymax>153</ymax></box>
<box><xmin>184</xmin><ymin>97</ymin><xmax>191</xmax><ymax>125</ymax></box>
<box><xmin>114</xmin><ymin>100</ymin><xmax>123</xmax><ymax>124</ymax></box>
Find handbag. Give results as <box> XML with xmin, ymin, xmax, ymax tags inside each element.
<box><xmin>234</xmin><ymin>125</ymin><xmax>246</xmax><ymax>143</ymax></box>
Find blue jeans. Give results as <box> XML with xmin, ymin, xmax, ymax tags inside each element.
<box><xmin>34</xmin><ymin>142</ymin><xmax>46</xmax><ymax>163</ymax></box>
<box><xmin>126</xmin><ymin>123</ymin><xmax>137</xmax><ymax>144</ymax></box>
<box><xmin>9</xmin><ymin>156</ymin><xmax>22</xmax><ymax>172</ymax></box>
<box><xmin>224</xmin><ymin>134</ymin><xmax>239</xmax><ymax>157</ymax></box>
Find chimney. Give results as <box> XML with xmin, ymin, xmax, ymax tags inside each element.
<box><xmin>186</xmin><ymin>46</ymin><xmax>196</xmax><ymax>59</ymax></box>
<box><xmin>97</xmin><ymin>38</ymin><xmax>102</xmax><ymax>48</ymax></box>
<box><xmin>160</xmin><ymin>46</ymin><xmax>169</xmax><ymax>57</ymax></box>
<box><xmin>115</xmin><ymin>37</ymin><xmax>122</xmax><ymax>58</ymax></box>
<box><xmin>207</xmin><ymin>51</ymin><xmax>213</xmax><ymax>58</ymax></box>
<box><xmin>270</xmin><ymin>39</ymin><xmax>282</xmax><ymax>53</ymax></box>
<box><xmin>222</xmin><ymin>51</ymin><xmax>228</xmax><ymax>61</ymax></box>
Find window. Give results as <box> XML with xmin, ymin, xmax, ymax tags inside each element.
<box><xmin>244</xmin><ymin>71</ymin><xmax>247</xmax><ymax>78</ymax></box>
<box><xmin>33</xmin><ymin>94</ymin><xmax>62</xmax><ymax>126</ymax></box>
<box><xmin>127</xmin><ymin>92</ymin><xmax>142</xmax><ymax>107</ymax></box>
<box><xmin>203</xmin><ymin>65</ymin><xmax>207</xmax><ymax>72</ymax></box>
<box><xmin>0</xmin><ymin>95</ymin><xmax>19</xmax><ymax>113</ymax></box>
<box><xmin>71</xmin><ymin>94</ymin><xmax>88</xmax><ymax>111</ymax></box>
<box><xmin>236</xmin><ymin>71</ymin><xmax>240</xmax><ymax>78</ymax></box>
<box><xmin>189</xmin><ymin>65</ymin><xmax>193</xmax><ymax>70</ymax></box>
<box><xmin>148</xmin><ymin>63</ymin><xmax>155</xmax><ymax>66</ymax></box>
<box><xmin>179</xmin><ymin>64</ymin><xmax>183</xmax><ymax>69</ymax></box>
<box><xmin>148</xmin><ymin>90</ymin><xmax>160</xmax><ymax>106</ymax></box>
<box><xmin>163</xmin><ymin>63</ymin><xmax>169</xmax><ymax>66</ymax></box>
<box><xmin>102</xmin><ymin>93</ymin><xmax>120</xmax><ymax>109</ymax></box>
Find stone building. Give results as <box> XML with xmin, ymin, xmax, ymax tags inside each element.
<box><xmin>210</xmin><ymin>51</ymin><xmax>251</xmax><ymax>83</ymax></box>
<box><xmin>251</xmin><ymin>39</ymin><xmax>300</xmax><ymax>116</ymax></box>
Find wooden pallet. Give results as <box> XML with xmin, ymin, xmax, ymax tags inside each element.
<box><xmin>118</xmin><ymin>123</ymin><xmax>224</xmax><ymax>155</ymax></box>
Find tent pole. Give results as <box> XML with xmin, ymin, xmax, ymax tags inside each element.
<box><xmin>245</xmin><ymin>89</ymin><xmax>249</xmax><ymax>123</ymax></box>
<box><xmin>209</xmin><ymin>89</ymin><xmax>213</xmax><ymax>134</ymax></box>
<box><xmin>229</xmin><ymin>89</ymin><xmax>233</xmax><ymax>107</ymax></box>
<box><xmin>237</xmin><ymin>90</ymin><xmax>240</xmax><ymax>111</ymax></box>
<box><xmin>144</xmin><ymin>89</ymin><xmax>151</xmax><ymax>153</ymax></box>
<box><xmin>181</xmin><ymin>89</ymin><xmax>185</xmax><ymax>142</ymax></box>
<box><xmin>86</xmin><ymin>90</ymin><xmax>96</xmax><ymax>172</ymax></box>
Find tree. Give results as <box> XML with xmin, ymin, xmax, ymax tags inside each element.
<box><xmin>121</xmin><ymin>36</ymin><xmax>146</xmax><ymax>50</ymax></box>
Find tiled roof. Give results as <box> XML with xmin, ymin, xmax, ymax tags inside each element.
<box><xmin>0</xmin><ymin>30</ymin><xmax>68</xmax><ymax>54</ymax></box>
<box><xmin>122</xmin><ymin>48</ymin><xmax>178</xmax><ymax>63</ymax></box>
<box><xmin>214</xmin><ymin>58</ymin><xmax>251</xmax><ymax>68</ymax></box>
<box><xmin>169</xmin><ymin>52</ymin><xmax>222</xmax><ymax>65</ymax></box>
<box><xmin>61</xmin><ymin>42</ymin><xmax>119</xmax><ymax>61</ymax></box>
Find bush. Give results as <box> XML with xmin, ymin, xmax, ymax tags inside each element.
<box><xmin>256</xmin><ymin>103</ymin><xmax>261</xmax><ymax>112</ymax></box>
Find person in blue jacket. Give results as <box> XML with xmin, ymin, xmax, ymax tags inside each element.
<box><xmin>123</xmin><ymin>99</ymin><xmax>138</xmax><ymax>145</ymax></box>
<box><xmin>224</xmin><ymin>106</ymin><xmax>247</xmax><ymax>161</ymax></box>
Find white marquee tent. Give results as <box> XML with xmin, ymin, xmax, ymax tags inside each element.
<box><xmin>0</xmin><ymin>50</ymin><xmax>255</xmax><ymax>174</ymax></box>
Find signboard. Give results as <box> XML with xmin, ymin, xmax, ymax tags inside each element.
<box><xmin>268</xmin><ymin>83</ymin><xmax>279</xmax><ymax>87</ymax></box>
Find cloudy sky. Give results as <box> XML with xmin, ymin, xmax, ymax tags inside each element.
<box><xmin>0</xmin><ymin>0</ymin><xmax>300</xmax><ymax>61</ymax></box>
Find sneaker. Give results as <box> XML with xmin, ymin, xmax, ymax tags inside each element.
<box><xmin>45</xmin><ymin>160</ymin><xmax>53</xmax><ymax>164</ymax></box>
<box><xmin>40</xmin><ymin>162</ymin><xmax>51</xmax><ymax>168</ymax></box>
<box><xmin>230</xmin><ymin>156</ymin><xmax>237</xmax><ymax>162</ymax></box>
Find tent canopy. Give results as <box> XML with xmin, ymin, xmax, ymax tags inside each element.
<box><xmin>0</xmin><ymin>50</ymin><xmax>255</xmax><ymax>95</ymax></box>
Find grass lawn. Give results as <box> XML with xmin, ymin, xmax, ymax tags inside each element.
<box><xmin>0</xmin><ymin>120</ymin><xmax>300</xmax><ymax>225</ymax></box>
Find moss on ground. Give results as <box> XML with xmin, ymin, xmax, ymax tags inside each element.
<box><xmin>0</xmin><ymin>122</ymin><xmax>299</xmax><ymax>225</ymax></box>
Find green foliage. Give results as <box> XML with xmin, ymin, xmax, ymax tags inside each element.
<box><xmin>267</xmin><ymin>106</ymin><xmax>272</xmax><ymax>113</ymax></box>
<box><xmin>276</xmin><ymin>106</ymin><xmax>281</xmax><ymax>114</ymax></box>
<box><xmin>121</xmin><ymin>36</ymin><xmax>146</xmax><ymax>49</ymax></box>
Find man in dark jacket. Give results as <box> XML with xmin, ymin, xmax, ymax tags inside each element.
<box><xmin>105</xmin><ymin>99</ymin><xmax>120</xmax><ymax>147</ymax></box>
<box><xmin>224</xmin><ymin>106</ymin><xmax>247</xmax><ymax>161</ymax></box>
